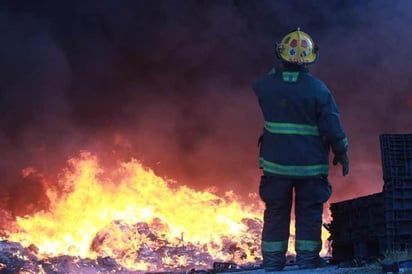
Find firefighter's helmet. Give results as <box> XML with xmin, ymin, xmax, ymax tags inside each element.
<box><xmin>276</xmin><ymin>28</ymin><xmax>318</xmax><ymax>65</ymax></box>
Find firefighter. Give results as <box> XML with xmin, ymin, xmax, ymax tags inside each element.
<box><xmin>253</xmin><ymin>28</ymin><xmax>349</xmax><ymax>271</ymax></box>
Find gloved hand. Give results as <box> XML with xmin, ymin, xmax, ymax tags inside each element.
<box><xmin>333</xmin><ymin>153</ymin><xmax>349</xmax><ymax>176</ymax></box>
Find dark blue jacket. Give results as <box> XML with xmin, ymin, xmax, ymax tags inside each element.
<box><xmin>253</xmin><ymin>66</ymin><xmax>347</xmax><ymax>178</ymax></box>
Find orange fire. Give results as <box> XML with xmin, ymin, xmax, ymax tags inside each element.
<box><xmin>3</xmin><ymin>151</ymin><xmax>331</xmax><ymax>271</ymax></box>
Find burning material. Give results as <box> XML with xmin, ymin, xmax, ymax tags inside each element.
<box><xmin>0</xmin><ymin>151</ymin><xmax>330</xmax><ymax>272</ymax></box>
<box><xmin>1</xmin><ymin>151</ymin><xmax>264</xmax><ymax>272</ymax></box>
<box><xmin>0</xmin><ymin>240</ymin><xmax>134</xmax><ymax>273</ymax></box>
<box><xmin>89</xmin><ymin>218</ymin><xmax>262</xmax><ymax>271</ymax></box>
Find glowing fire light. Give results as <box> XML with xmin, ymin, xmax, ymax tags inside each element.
<box><xmin>3</xmin><ymin>151</ymin><xmax>330</xmax><ymax>271</ymax></box>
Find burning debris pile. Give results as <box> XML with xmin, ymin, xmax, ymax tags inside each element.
<box><xmin>0</xmin><ymin>239</ymin><xmax>136</xmax><ymax>273</ymax></box>
<box><xmin>0</xmin><ymin>151</ymin><xmax>266</xmax><ymax>273</ymax></box>
<box><xmin>0</xmin><ymin>217</ymin><xmax>262</xmax><ymax>273</ymax></box>
<box><xmin>90</xmin><ymin>218</ymin><xmax>262</xmax><ymax>271</ymax></box>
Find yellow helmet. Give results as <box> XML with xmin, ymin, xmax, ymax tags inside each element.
<box><xmin>276</xmin><ymin>28</ymin><xmax>318</xmax><ymax>64</ymax></box>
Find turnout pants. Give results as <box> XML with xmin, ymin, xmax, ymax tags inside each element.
<box><xmin>259</xmin><ymin>176</ymin><xmax>331</xmax><ymax>270</ymax></box>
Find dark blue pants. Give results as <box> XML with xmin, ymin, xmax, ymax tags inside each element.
<box><xmin>259</xmin><ymin>175</ymin><xmax>331</xmax><ymax>269</ymax></box>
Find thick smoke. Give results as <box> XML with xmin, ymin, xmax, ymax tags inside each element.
<box><xmin>0</xmin><ymin>0</ymin><xmax>411</xmax><ymax>217</ymax></box>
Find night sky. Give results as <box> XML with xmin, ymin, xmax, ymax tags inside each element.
<box><xmin>1</xmin><ymin>0</ymin><xmax>412</xmax><ymax>217</ymax></box>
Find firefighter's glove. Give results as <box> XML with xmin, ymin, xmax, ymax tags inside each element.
<box><xmin>333</xmin><ymin>153</ymin><xmax>349</xmax><ymax>176</ymax></box>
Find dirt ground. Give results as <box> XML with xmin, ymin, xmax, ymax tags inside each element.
<box><xmin>230</xmin><ymin>265</ymin><xmax>383</xmax><ymax>274</ymax></box>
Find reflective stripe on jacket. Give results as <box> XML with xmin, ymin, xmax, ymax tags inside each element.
<box><xmin>264</xmin><ymin>121</ymin><xmax>319</xmax><ymax>136</ymax></box>
<box><xmin>259</xmin><ymin>158</ymin><xmax>328</xmax><ymax>177</ymax></box>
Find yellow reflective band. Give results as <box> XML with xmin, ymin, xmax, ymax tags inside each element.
<box><xmin>262</xmin><ymin>240</ymin><xmax>288</xmax><ymax>252</ymax></box>
<box><xmin>295</xmin><ymin>240</ymin><xmax>321</xmax><ymax>252</ymax></box>
<box><xmin>282</xmin><ymin>71</ymin><xmax>299</xmax><ymax>82</ymax></box>
<box><xmin>260</xmin><ymin>158</ymin><xmax>328</xmax><ymax>177</ymax></box>
<box><xmin>264</xmin><ymin>121</ymin><xmax>319</xmax><ymax>136</ymax></box>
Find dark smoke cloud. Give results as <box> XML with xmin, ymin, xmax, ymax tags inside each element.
<box><xmin>0</xmin><ymin>0</ymin><xmax>411</xmax><ymax>216</ymax></box>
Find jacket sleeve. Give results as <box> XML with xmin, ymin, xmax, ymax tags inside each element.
<box><xmin>317</xmin><ymin>91</ymin><xmax>348</xmax><ymax>155</ymax></box>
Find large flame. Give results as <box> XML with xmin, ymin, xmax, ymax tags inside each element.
<box><xmin>4</xmin><ymin>151</ymin><xmax>330</xmax><ymax>271</ymax></box>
